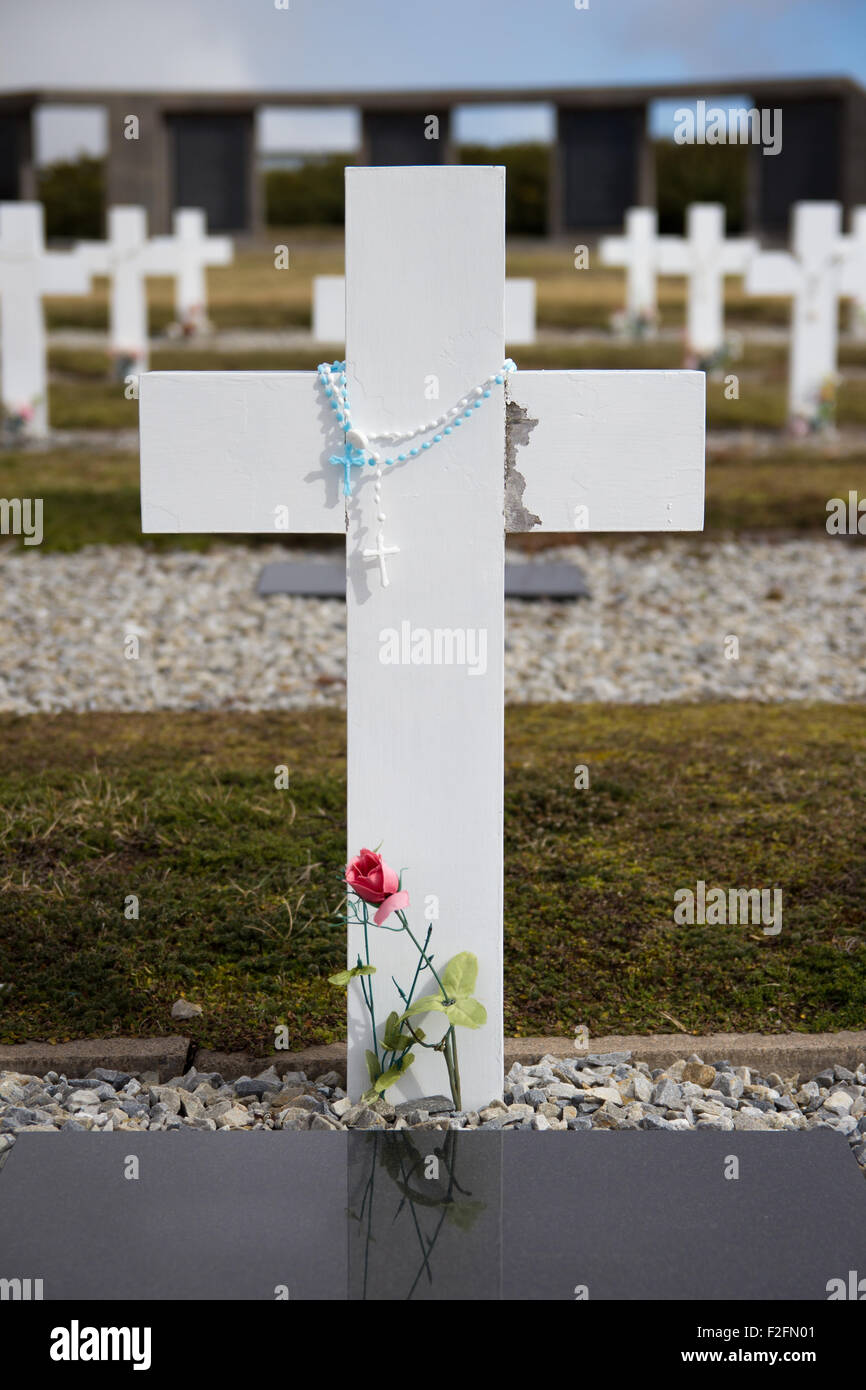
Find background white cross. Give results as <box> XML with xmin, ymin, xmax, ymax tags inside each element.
<box><xmin>153</xmin><ymin>208</ymin><xmax>233</xmax><ymax>335</ymax></box>
<box><xmin>0</xmin><ymin>202</ymin><xmax>91</xmax><ymax>438</ymax></box>
<box><xmin>746</xmin><ymin>201</ymin><xmax>845</xmax><ymax>423</ymax></box>
<box><xmin>657</xmin><ymin>203</ymin><xmax>757</xmax><ymax>358</ymax></box>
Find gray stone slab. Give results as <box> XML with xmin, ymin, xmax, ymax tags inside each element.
<box><xmin>1</xmin><ymin>1130</ymin><xmax>862</xmax><ymax>1300</ymax></box>
<box><xmin>256</xmin><ymin>560</ymin><xmax>590</xmax><ymax>599</ymax></box>
<box><xmin>502</xmin><ymin>1131</ymin><xmax>866</xmax><ymax>1300</ymax></box>
<box><xmin>0</xmin><ymin>1133</ymin><xmax>347</xmax><ymax>1301</ymax></box>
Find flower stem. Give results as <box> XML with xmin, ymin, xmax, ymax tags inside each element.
<box><xmin>444</xmin><ymin>1026</ymin><xmax>462</xmax><ymax>1111</ymax></box>
<box><xmin>361</xmin><ymin>901</ymin><xmax>378</xmax><ymax>1064</ymax></box>
<box><xmin>396</xmin><ymin>911</ymin><xmax>450</xmax><ymax>998</ymax></box>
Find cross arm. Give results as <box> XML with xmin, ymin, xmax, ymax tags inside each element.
<box><xmin>505</xmin><ymin>370</ymin><xmax>705</xmax><ymax>532</ymax></box>
<box><xmin>655</xmin><ymin>237</ymin><xmax>691</xmax><ymax>274</ymax></box>
<box><xmin>720</xmin><ymin>238</ymin><xmax>759</xmax><ymax>273</ymax></box>
<box><xmin>73</xmin><ymin>241</ymin><xmax>112</xmax><ymax>274</ymax></box>
<box><xmin>40</xmin><ymin>250</ymin><xmax>92</xmax><ymax>295</ymax></box>
<box><xmin>201</xmin><ymin>235</ymin><xmax>233</xmax><ymax>268</ymax></box>
<box><xmin>151</xmin><ymin>233</ymin><xmax>234</xmax><ymax>268</ymax></box>
<box><xmin>141</xmin><ymin>240</ymin><xmax>196</xmax><ymax>275</ymax></box>
<box><xmin>139</xmin><ymin>371</ymin><xmax>346</xmax><ymax>534</ymax></box>
<box><xmin>745</xmin><ymin>250</ymin><xmax>799</xmax><ymax>296</ymax></box>
<box><xmin>598</xmin><ymin>235</ymin><xmax>629</xmax><ymax>268</ymax></box>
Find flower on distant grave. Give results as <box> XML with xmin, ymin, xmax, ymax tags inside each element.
<box><xmin>345</xmin><ymin>847</ymin><xmax>400</xmax><ymax>905</ymax></box>
<box><xmin>3</xmin><ymin>400</ymin><xmax>36</xmax><ymax>439</ymax></box>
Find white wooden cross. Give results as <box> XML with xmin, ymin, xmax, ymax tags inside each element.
<box><xmin>599</xmin><ymin>207</ymin><xmax>671</xmax><ymax>332</ymax></box>
<box><xmin>745</xmin><ymin>201</ymin><xmax>845</xmax><ymax>424</ymax></box>
<box><xmin>0</xmin><ymin>202</ymin><xmax>91</xmax><ymax>439</ymax></box>
<box><xmin>841</xmin><ymin>206</ymin><xmax>866</xmax><ymax>340</ymax></box>
<box><xmin>154</xmin><ymin>208</ymin><xmax>233</xmax><ymax>335</ymax></box>
<box><xmin>75</xmin><ymin>206</ymin><xmax>187</xmax><ymax>376</ymax></box>
<box><xmin>139</xmin><ymin>167</ymin><xmax>704</xmax><ymax>1110</ymax></box>
<box><xmin>313</xmin><ymin>274</ymin><xmax>537</xmax><ymax>344</ymax></box>
<box><xmin>657</xmin><ymin>203</ymin><xmax>757</xmax><ymax>359</ymax></box>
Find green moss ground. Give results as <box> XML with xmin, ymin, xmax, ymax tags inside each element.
<box><xmin>1</xmin><ymin>705</ymin><xmax>863</xmax><ymax>1050</ymax></box>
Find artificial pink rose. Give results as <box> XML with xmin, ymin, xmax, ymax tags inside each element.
<box><xmin>374</xmin><ymin>890</ymin><xmax>410</xmax><ymax>926</ymax></box>
<box><xmin>346</xmin><ymin>848</ymin><xmax>399</xmax><ymax>905</ymax></box>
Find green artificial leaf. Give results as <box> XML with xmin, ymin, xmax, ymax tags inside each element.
<box><xmin>365</xmin><ymin>1050</ymin><xmax>382</xmax><ymax>1084</ymax></box>
<box><xmin>373</xmin><ymin>1053</ymin><xmax>415</xmax><ymax>1094</ymax></box>
<box><xmin>444</xmin><ymin>1199</ymin><xmax>487</xmax><ymax>1233</ymax></box>
<box><xmin>383</xmin><ymin>1008</ymin><xmax>426</xmax><ymax>1051</ymax></box>
<box><xmin>382</xmin><ymin>1011</ymin><xmax>403</xmax><ymax>1050</ymax></box>
<box><xmin>328</xmin><ymin>964</ymin><xmax>376</xmax><ymax>988</ymax></box>
<box><xmin>441</xmin><ymin>951</ymin><xmax>478</xmax><ymax>999</ymax></box>
<box><xmin>444</xmin><ymin>996</ymin><xmax>487</xmax><ymax>1029</ymax></box>
<box><xmin>398</xmin><ymin>993</ymin><xmax>446</xmax><ymax>1022</ymax></box>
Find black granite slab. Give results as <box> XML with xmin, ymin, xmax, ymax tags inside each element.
<box><xmin>1</xmin><ymin>1130</ymin><xmax>863</xmax><ymax>1301</ymax></box>
<box><xmin>256</xmin><ymin>561</ymin><xmax>590</xmax><ymax>600</ymax></box>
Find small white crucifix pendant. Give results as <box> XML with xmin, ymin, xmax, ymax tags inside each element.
<box><xmin>363</xmin><ymin>528</ymin><xmax>401</xmax><ymax>587</ymax></box>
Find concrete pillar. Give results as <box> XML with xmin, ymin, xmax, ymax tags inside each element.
<box><xmin>552</xmin><ymin>103</ymin><xmax>649</xmax><ymax>235</ymax></box>
<box><xmin>360</xmin><ymin>109</ymin><xmax>452</xmax><ymax>166</ymax></box>
<box><xmin>104</xmin><ymin>96</ymin><xmax>170</xmax><ymax>233</ymax></box>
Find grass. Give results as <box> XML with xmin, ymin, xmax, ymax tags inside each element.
<box><xmin>36</xmin><ymin>332</ymin><xmax>866</xmax><ymax>433</ymax></box>
<box><xmin>2</xmin><ymin>444</ymin><xmax>864</xmax><ymax>551</ymax></box>
<box><xmin>40</xmin><ymin>242</ymin><xmax>806</xmax><ymax>333</ymax></box>
<box><xmin>0</xmin><ymin>705</ymin><xmax>863</xmax><ymax>1050</ymax></box>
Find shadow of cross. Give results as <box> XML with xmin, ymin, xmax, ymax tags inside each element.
<box><xmin>139</xmin><ymin>166</ymin><xmax>705</xmax><ymax>1111</ymax></box>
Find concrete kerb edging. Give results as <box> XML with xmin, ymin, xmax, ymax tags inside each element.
<box><xmin>1</xmin><ymin>1032</ymin><xmax>864</xmax><ymax>1085</ymax></box>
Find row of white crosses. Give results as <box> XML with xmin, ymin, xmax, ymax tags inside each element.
<box><xmin>313</xmin><ymin>274</ymin><xmax>538</xmax><ymax>344</ymax></box>
<box><xmin>602</xmin><ymin>200</ymin><xmax>866</xmax><ymax>425</ymax></box>
<box><xmin>601</xmin><ymin>204</ymin><xmax>757</xmax><ymax>355</ymax></box>
<box><xmin>139</xmin><ymin>166</ymin><xmax>706</xmax><ymax>1109</ymax></box>
<box><xmin>76</xmin><ymin>207</ymin><xmax>232</xmax><ymax>376</ymax></box>
<box><xmin>0</xmin><ymin>202</ymin><xmax>231</xmax><ymax>438</ymax></box>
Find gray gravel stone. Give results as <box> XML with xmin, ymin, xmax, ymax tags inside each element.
<box><xmin>651</xmin><ymin>1079</ymin><xmax>682</xmax><ymax>1108</ymax></box>
<box><xmin>1</xmin><ymin>1054</ymin><xmax>864</xmax><ymax>1174</ymax></box>
<box><xmin>715</xmin><ymin>1074</ymin><xmax>745</xmax><ymax>1100</ymax></box>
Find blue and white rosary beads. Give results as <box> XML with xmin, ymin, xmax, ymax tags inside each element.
<box><xmin>318</xmin><ymin>357</ymin><xmax>517</xmax><ymax>588</ymax></box>
<box><xmin>318</xmin><ymin>358</ymin><xmax>517</xmax><ymax>497</ymax></box>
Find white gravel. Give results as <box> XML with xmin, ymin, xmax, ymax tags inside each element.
<box><xmin>1</xmin><ymin>538</ymin><xmax>864</xmax><ymax>713</ymax></box>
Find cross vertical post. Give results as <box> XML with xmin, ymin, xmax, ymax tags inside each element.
<box><xmin>0</xmin><ymin>202</ymin><xmax>91</xmax><ymax>438</ymax></box>
<box><xmin>600</xmin><ymin>207</ymin><xmax>668</xmax><ymax>332</ymax></box>
<box><xmin>157</xmin><ymin>208</ymin><xmax>233</xmax><ymax>333</ymax></box>
<box><xmin>746</xmin><ymin>201</ymin><xmax>844</xmax><ymax>424</ymax></box>
<box><xmin>657</xmin><ymin>203</ymin><xmax>757</xmax><ymax>358</ymax></box>
<box><xmin>344</xmin><ymin>166</ymin><xmax>506</xmax><ymax>1107</ymax></box>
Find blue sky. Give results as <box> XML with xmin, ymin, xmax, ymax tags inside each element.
<box><xmin>2</xmin><ymin>0</ymin><xmax>864</xmax><ymax>161</ymax></box>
